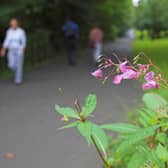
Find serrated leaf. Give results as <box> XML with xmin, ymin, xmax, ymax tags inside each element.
<box><xmin>156</xmin><ymin>144</ymin><xmax>168</xmax><ymax>162</ymax></box>
<box><xmin>140</xmin><ymin>145</ymin><xmax>164</xmax><ymax>168</ymax></box>
<box><xmin>156</xmin><ymin>133</ymin><xmax>167</xmax><ymax>144</ymax></box>
<box><xmin>77</xmin><ymin>121</ymin><xmax>93</xmax><ymax>144</ymax></box>
<box><xmin>58</xmin><ymin>121</ymin><xmax>79</xmax><ymax>130</ymax></box>
<box><xmin>127</xmin><ymin>151</ymin><xmax>146</xmax><ymax>168</ymax></box>
<box><xmin>143</xmin><ymin>93</ymin><xmax>168</xmax><ymax>112</ymax></box>
<box><xmin>139</xmin><ymin>117</ymin><xmax>148</xmax><ymax>127</ymax></box>
<box><xmin>55</xmin><ymin>105</ymin><xmax>79</xmax><ymax>119</ymax></box>
<box><xmin>101</xmin><ymin>123</ymin><xmax>140</xmax><ymax>134</ymax></box>
<box><xmin>142</xmin><ymin>107</ymin><xmax>156</xmax><ymax>118</ymax></box>
<box><xmin>92</xmin><ymin>124</ymin><xmax>109</xmax><ymax>157</ymax></box>
<box><xmin>117</xmin><ymin>125</ymin><xmax>160</xmax><ymax>155</ymax></box>
<box><xmin>139</xmin><ymin>111</ymin><xmax>151</xmax><ymax>124</ymax></box>
<box><xmin>81</xmin><ymin>94</ymin><xmax>97</xmax><ymax>117</ymax></box>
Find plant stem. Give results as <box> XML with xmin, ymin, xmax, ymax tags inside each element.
<box><xmin>91</xmin><ymin>135</ymin><xmax>112</xmax><ymax>168</ymax></box>
<box><xmin>165</xmin><ymin>162</ymin><xmax>168</xmax><ymax>168</ymax></box>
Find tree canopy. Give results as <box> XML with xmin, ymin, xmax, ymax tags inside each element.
<box><xmin>135</xmin><ymin>0</ymin><xmax>168</xmax><ymax>38</ymax></box>
<box><xmin>0</xmin><ymin>0</ymin><xmax>134</xmax><ymax>46</ymax></box>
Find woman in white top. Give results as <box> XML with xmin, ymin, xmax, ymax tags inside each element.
<box><xmin>0</xmin><ymin>18</ymin><xmax>26</xmax><ymax>85</ymax></box>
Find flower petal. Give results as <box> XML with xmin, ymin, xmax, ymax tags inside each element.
<box><xmin>121</xmin><ymin>69</ymin><xmax>139</xmax><ymax>79</ymax></box>
<box><xmin>120</xmin><ymin>61</ymin><xmax>128</xmax><ymax>72</ymax></box>
<box><xmin>91</xmin><ymin>69</ymin><xmax>103</xmax><ymax>79</ymax></box>
<box><xmin>113</xmin><ymin>75</ymin><xmax>122</xmax><ymax>85</ymax></box>
<box><xmin>144</xmin><ymin>71</ymin><xmax>155</xmax><ymax>81</ymax></box>
<box><xmin>142</xmin><ymin>80</ymin><xmax>159</xmax><ymax>90</ymax></box>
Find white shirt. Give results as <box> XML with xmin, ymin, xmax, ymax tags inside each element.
<box><xmin>3</xmin><ymin>27</ymin><xmax>26</xmax><ymax>50</ymax></box>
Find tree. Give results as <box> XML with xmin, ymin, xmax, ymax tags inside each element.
<box><xmin>135</xmin><ymin>0</ymin><xmax>168</xmax><ymax>38</ymax></box>
<box><xmin>0</xmin><ymin>0</ymin><xmax>134</xmax><ymax>48</ymax></box>
<box><xmin>98</xmin><ymin>0</ymin><xmax>134</xmax><ymax>39</ymax></box>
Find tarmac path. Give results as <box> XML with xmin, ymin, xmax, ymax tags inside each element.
<box><xmin>0</xmin><ymin>38</ymin><xmax>142</xmax><ymax>168</ymax></box>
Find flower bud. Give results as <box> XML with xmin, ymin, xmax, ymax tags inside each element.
<box><xmin>61</xmin><ymin>116</ymin><xmax>69</xmax><ymax>122</ymax></box>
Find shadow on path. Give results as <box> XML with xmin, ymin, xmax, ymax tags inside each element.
<box><xmin>0</xmin><ymin>38</ymin><xmax>142</xmax><ymax>168</ymax></box>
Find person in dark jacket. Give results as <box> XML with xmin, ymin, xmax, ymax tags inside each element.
<box><xmin>62</xmin><ymin>17</ymin><xmax>79</xmax><ymax>65</ymax></box>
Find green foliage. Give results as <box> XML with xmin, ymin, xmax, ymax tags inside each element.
<box><xmin>101</xmin><ymin>123</ymin><xmax>139</xmax><ymax>134</ymax></box>
<box><xmin>135</xmin><ymin>0</ymin><xmax>168</xmax><ymax>38</ymax></box>
<box><xmin>156</xmin><ymin>144</ymin><xmax>168</xmax><ymax>162</ymax></box>
<box><xmin>0</xmin><ymin>0</ymin><xmax>133</xmax><ymax>44</ymax></box>
<box><xmin>92</xmin><ymin>124</ymin><xmax>109</xmax><ymax>153</ymax></box>
<box><xmin>77</xmin><ymin>121</ymin><xmax>93</xmax><ymax>144</ymax></box>
<box><xmin>55</xmin><ymin>92</ymin><xmax>168</xmax><ymax>168</ymax></box>
<box><xmin>133</xmin><ymin>39</ymin><xmax>168</xmax><ymax>84</ymax></box>
<box><xmin>59</xmin><ymin>121</ymin><xmax>79</xmax><ymax>130</ymax></box>
<box><xmin>55</xmin><ymin>105</ymin><xmax>79</xmax><ymax>119</ymax></box>
<box><xmin>81</xmin><ymin>94</ymin><xmax>97</xmax><ymax>118</ymax></box>
<box><xmin>143</xmin><ymin>93</ymin><xmax>168</xmax><ymax>112</ymax></box>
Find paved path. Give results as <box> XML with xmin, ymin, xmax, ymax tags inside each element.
<box><xmin>0</xmin><ymin>38</ymin><xmax>142</xmax><ymax>168</ymax></box>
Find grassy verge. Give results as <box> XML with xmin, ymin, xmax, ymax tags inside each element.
<box><xmin>133</xmin><ymin>38</ymin><xmax>168</xmax><ymax>98</ymax></box>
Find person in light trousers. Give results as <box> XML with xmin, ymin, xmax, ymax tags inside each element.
<box><xmin>0</xmin><ymin>18</ymin><xmax>26</xmax><ymax>85</ymax></box>
<box><xmin>89</xmin><ymin>26</ymin><xmax>104</xmax><ymax>64</ymax></box>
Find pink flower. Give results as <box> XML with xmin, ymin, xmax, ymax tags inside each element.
<box><xmin>142</xmin><ymin>71</ymin><xmax>159</xmax><ymax>90</ymax></box>
<box><xmin>113</xmin><ymin>61</ymin><xmax>140</xmax><ymax>85</ymax></box>
<box><xmin>104</xmin><ymin>59</ymin><xmax>113</xmax><ymax>68</ymax></box>
<box><xmin>91</xmin><ymin>69</ymin><xmax>103</xmax><ymax>79</ymax></box>
<box><xmin>120</xmin><ymin>61</ymin><xmax>128</xmax><ymax>72</ymax></box>
<box><xmin>121</xmin><ymin>69</ymin><xmax>139</xmax><ymax>79</ymax></box>
<box><xmin>113</xmin><ymin>69</ymin><xmax>139</xmax><ymax>85</ymax></box>
<box><xmin>144</xmin><ymin>71</ymin><xmax>155</xmax><ymax>81</ymax></box>
<box><xmin>113</xmin><ymin>75</ymin><xmax>122</xmax><ymax>84</ymax></box>
<box><xmin>142</xmin><ymin>81</ymin><xmax>159</xmax><ymax>90</ymax></box>
<box><xmin>138</xmin><ymin>64</ymin><xmax>150</xmax><ymax>73</ymax></box>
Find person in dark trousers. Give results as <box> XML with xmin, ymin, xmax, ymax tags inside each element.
<box><xmin>62</xmin><ymin>17</ymin><xmax>79</xmax><ymax>65</ymax></box>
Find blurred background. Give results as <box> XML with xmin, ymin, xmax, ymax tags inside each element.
<box><xmin>0</xmin><ymin>0</ymin><xmax>134</xmax><ymax>76</ymax></box>
<box><xmin>1</xmin><ymin>0</ymin><xmax>167</xmax><ymax>77</ymax></box>
<box><xmin>0</xmin><ymin>0</ymin><xmax>167</xmax><ymax>79</ymax></box>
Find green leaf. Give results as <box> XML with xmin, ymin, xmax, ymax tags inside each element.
<box><xmin>101</xmin><ymin>123</ymin><xmax>140</xmax><ymax>134</ymax></box>
<box><xmin>139</xmin><ymin>117</ymin><xmax>148</xmax><ymax>127</ymax></box>
<box><xmin>117</xmin><ymin>125</ymin><xmax>160</xmax><ymax>155</ymax></box>
<box><xmin>143</xmin><ymin>93</ymin><xmax>168</xmax><ymax>112</ymax></box>
<box><xmin>58</xmin><ymin>121</ymin><xmax>79</xmax><ymax>130</ymax></box>
<box><xmin>55</xmin><ymin>105</ymin><xmax>79</xmax><ymax>119</ymax></box>
<box><xmin>140</xmin><ymin>145</ymin><xmax>164</xmax><ymax>168</ymax></box>
<box><xmin>92</xmin><ymin>124</ymin><xmax>109</xmax><ymax>156</ymax></box>
<box><xmin>77</xmin><ymin>122</ymin><xmax>108</xmax><ymax>156</ymax></box>
<box><xmin>77</xmin><ymin>121</ymin><xmax>93</xmax><ymax>144</ymax></box>
<box><xmin>156</xmin><ymin>144</ymin><xmax>168</xmax><ymax>162</ymax></box>
<box><xmin>127</xmin><ymin>151</ymin><xmax>146</xmax><ymax>168</ymax></box>
<box><xmin>156</xmin><ymin>133</ymin><xmax>167</xmax><ymax>144</ymax></box>
<box><xmin>81</xmin><ymin>94</ymin><xmax>97</xmax><ymax>117</ymax></box>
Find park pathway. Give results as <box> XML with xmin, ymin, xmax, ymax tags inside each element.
<box><xmin>0</xmin><ymin>38</ymin><xmax>142</xmax><ymax>168</ymax></box>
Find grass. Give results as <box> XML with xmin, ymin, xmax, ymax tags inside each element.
<box><xmin>133</xmin><ymin>38</ymin><xmax>168</xmax><ymax>98</ymax></box>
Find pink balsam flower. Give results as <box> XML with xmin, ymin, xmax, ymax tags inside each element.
<box><xmin>120</xmin><ymin>61</ymin><xmax>128</xmax><ymax>72</ymax></box>
<box><xmin>142</xmin><ymin>71</ymin><xmax>159</xmax><ymax>90</ymax></box>
<box><xmin>121</xmin><ymin>69</ymin><xmax>139</xmax><ymax>79</ymax></box>
<box><xmin>91</xmin><ymin>69</ymin><xmax>103</xmax><ymax>79</ymax></box>
<box><xmin>138</xmin><ymin>64</ymin><xmax>150</xmax><ymax>73</ymax></box>
<box><xmin>144</xmin><ymin>71</ymin><xmax>155</xmax><ymax>81</ymax></box>
<box><xmin>113</xmin><ymin>61</ymin><xmax>140</xmax><ymax>85</ymax></box>
<box><xmin>113</xmin><ymin>75</ymin><xmax>122</xmax><ymax>84</ymax></box>
<box><xmin>104</xmin><ymin>59</ymin><xmax>113</xmax><ymax>68</ymax></box>
<box><xmin>142</xmin><ymin>81</ymin><xmax>159</xmax><ymax>90</ymax></box>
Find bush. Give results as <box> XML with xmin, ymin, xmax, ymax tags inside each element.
<box><xmin>55</xmin><ymin>54</ymin><xmax>168</xmax><ymax>168</ymax></box>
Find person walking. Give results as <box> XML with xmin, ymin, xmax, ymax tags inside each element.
<box><xmin>89</xmin><ymin>26</ymin><xmax>103</xmax><ymax>64</ymax></box>
<box><xmin>62</xmin><ymin>17</ymin><xmax>79</xmax><ymax>66</ymax></box>
<box><xmin>0</xmin><ymin>18</ymin><xmax>26</xmax><ymax>85</ymax></box>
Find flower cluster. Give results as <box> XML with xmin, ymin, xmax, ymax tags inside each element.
<box><xmin>91</xmin><ymin>54</ymin><xmax>165</xmax><ymax>90</ymax></box>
